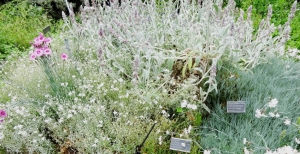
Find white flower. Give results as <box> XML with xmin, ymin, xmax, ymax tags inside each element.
<box><xmin>276</xmin><ymin>145</ymin><xmax>298</xmax><ymax>153</ymax></box>
<box><xmin>67</xmin><ymin>113</ymin><xmax>73</xmax><ymax>119</ymax></box>
<box><xmin>118</xmin><ymin>78</ymin><xmax>124</xmax><ymax>83</ymax></box>
<box><xmin>113</xmin><ymin>110</ymin><xmax>118</xmax><ymax>116</ymax></box>
<box><xmin>58</xmin><ymin>118</ymin><xmax>64</xmax><ymax>123</ymax></box>
<box><xmin>92</xmin><ymin>144</ymin><xmax>97</xmax><ymax>147</ymax></box>
<box><xmin>187</xmin><ymin>104</ymin><xmax>197</xmax><ymax>110</ymax></box>
<box><xmin>295</xmin><ymin>138</ymin><xmax>300</xmax><ymax>144</ymax></box>
<box><xmin>187</xmin><ymin>125</ymin><xmax>192</xmax><ymax>133</ymax></box>
<box><xmin>268</xmin><ymin>98</ymin><xmax>278</xmax><ymax>108</ymax></box>
<box><xmin>158</xmin><ymin>136</ymin><xmax>162</xmax><ymax>145</ymax></box>
<box><xmin>0</xmin><ymin>132</ymin><xmax>4</xmax><ymax>140</ymax></box>
<box><xmin>44</xmin><ymin>118</ymin><xmax>52</xmax><ymax>123</ymax></box>
<box><xmin>18</xmin><ymin>130</ymin><xmax>27</xmax><ymax>136</ymax></box>
<box><xmin>255</xmin><ymin>109</ymin><xmax>267</xmax><ymax>118</ymax></box>
<box><xmin>13</xmin><ymin>124</ymin><xmax>23</xmax><ymax>130</ymax></box>
<box><xmin>284</xmin><ymin>119</ymin><xmax>291</xmax><ymax>125</ymax></box>
<box><xmin>203</xmin><ymin>150</ymin><xmax>211</xmax><ymax>154</ymax></box>
<box><xmin>166</xmin><ymin>130</ymin><xmax>170</xmax><ymax>135</ymax></box>
<box><xmin>275</xmin><ymin>113</ymin><xmax>280</xmax><ymax>118</ymax></box>
<box><xmin>181</xmin><ymin>100</ymin><xmax>188</xmax><ymax>108</ymax></box>
<box><xmin>268</xmin><ymin>112</ymin><xmax>275</xmax><ymax>117</ymax></box>
<box><xmin>97</xmin><ymin>120</ymin><xmax>103</xmax><ymax>128</ymax></box>
<box><xmin>244</xmin><ymin>147</ymin><xmax>250</xmax><ymax>154</ymax></box>
<box><xmin>243</xmin><ymin>138</ymin><xmax>247</xmax><ymax>145</ymax></box>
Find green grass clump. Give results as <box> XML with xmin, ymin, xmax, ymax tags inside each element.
<box><xmin>201</xmin><ymin>58</ymin><xmax>300</xmax><ymax>153</ymax></box>
<box><xmin>0</xmin><ymin>0</ymin><xmax>52</xmax><ymax>59</ymax></box>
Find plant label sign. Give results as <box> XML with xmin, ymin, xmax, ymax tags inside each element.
<box><xmin>170</xmin><ymin>137</ymin><xmax>192</xmax><ymax>153</ymax></box>
<box><xmin>64</xmin><ymin>39</ymin><xmax>70</xmax><ymax>51</ymax></box>
<box><xmin>227</xmin><ymin>101</ymin><xmax>246</xmax><ymax>113</ymax></box>
<box><xmin>43</xmin><ymin>26</ymin><xmax>51</xmax><ymax>34</ymax></box>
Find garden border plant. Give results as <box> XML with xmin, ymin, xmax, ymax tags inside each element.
<box><xmin>0</xmin><ymin>0</ymin><xmax>299</xmax><ymax>153</ymax></box>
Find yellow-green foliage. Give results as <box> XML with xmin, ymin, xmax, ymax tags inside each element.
<box><xmin>0</xmin><ymin>0</ymin><xmax>51</xmax><ymax>58</ymax></box>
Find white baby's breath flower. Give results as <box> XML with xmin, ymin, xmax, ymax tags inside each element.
<box><xmin>295</xmin><ymin>138</ymin><xmax>300</xmax><ymax>144</ymax></box>
<box><xmin>58</xmin><ymin>118</ymin><xmax>64</xmax><ymax>123</ymax></box>
<box><xmin>97</xmin><ymin>120</ymin><xmax>103</xmax><ymax>128</ymax></box>
<box><xmin>83</xmin><ymin>119</ymin><xmax>87</xmax><ymax>124</ymax></box>
<box><xmin>0</xmin><ymin>132</ymin><xmax>4</xmax><ymax>140</ymax></box>
<box><xmin>268</xmin><ymin>98</ymin><xmax>278</xmax><ymax>108</ymax></box>
<box><xmin>67</xmin><ymin>113</ymin><xmax>73</xmax><ymax>119</ymax></box>
<box><xmin>118</xmin><ymin>78</ymin><xmax>124</xmax><ymax>83</ymax></box>
<box><xmin>14</xmin><ymin>124</ymin><xmax>23</xmax><ymax>130</ymax></box>
<box><xmin>158</xmin><ymin>136</ymin><xmax>162</xmax><ymax>145</ymax></box>
<box><xmin>187</xmin><ymin>125</ymin><xmax>192</xmax><ymax>133</ymax></box>
<box><xmin>44</xmin><ymin>118</ymin><xmax>52</xmax><ymax>123</ymax></box>
<box><xmin>275</xmin><ymin>113</ymin><xmax>280</xmax><ymax>118</ymax></box>
<box><xmin>181</xmin><ymin>100</ymin><xmax>188</xmax><ymax>108</ymax></box>
<box><xmin>166</xmin><ymin>130</ymin><xmax>170</xmax><ymax>135</ymax></box>
<box><xmin>190</xmin><ymin>104</ymin><xmax>197</xmax><ymax>110</ymax></box>
<box><xmin>284</xmin><ymin>119</ymin><xmax>291</xmax><ymax>125</ymax></box>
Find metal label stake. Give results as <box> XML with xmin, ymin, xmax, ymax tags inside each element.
<box><xmin>43</xmin><ymin>26</ymin><xmax>51</xmax><ymax>34</ymax></box>
<box><xmin>135</xmin><ymin>122</ymin><xmax>157</xmax><ymax>154</ymax></box>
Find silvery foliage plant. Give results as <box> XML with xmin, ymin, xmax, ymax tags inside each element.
<box><xmin>61</xmin><ymin>0</ymin><xmax>296</xmax><ymax>106</ymax></box>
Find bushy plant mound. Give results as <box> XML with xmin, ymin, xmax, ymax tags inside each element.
<box><xmin>0</xmin><ymin>0</ymin><xmax>298</xmax><ymax>153</ymax></box>
<box><xmin>27</xmin><ymin>0</ymin><xmax>84</xmax><ymax>20</ymax></box>
<box><xmin>202</xmin><ymin>58</ymin><xmax>300</xmax><ymax>153</ymax></box>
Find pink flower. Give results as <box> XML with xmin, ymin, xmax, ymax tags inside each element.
<box><xmin>0</xmin><ymin>110</ymin><xmax>7</xmax><ymax>117</ymax></box>
<box><xmin>44</xmin><ymin>37</ymin><xmax>52</xmax><ymax>45</ymax></box>
<box><xmin>34</xmin><ymin>38</ymin><xmax>42</xmax><ymax>46</ymax></box>
<box><xmin>61</xmin><ymin>53</ymin><xmax>68</xmax><ymax>60</ymax></box>
<box><xmin>38</xmin><ymin>33</ymin><xmax>45</xmax><ymax>42</ymax></box>
<box><xmin>35</xmin><ymin>48</ymin><xmax>44</xmax><ymax>57</ymax></box>
<box><xmin>43</xmin><ymin>47</ymin><xmax>52</xmax><ymax>56</ymax></box>
<box><xmin>30</xmin><ymin>53</ymin><xmax>37</xmax><ymax>60</ymax></box>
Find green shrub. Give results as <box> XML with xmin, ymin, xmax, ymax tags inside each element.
<box><xmin>0</xmin><ymin>0</ymin><xmax>52</xmax><ymax>58</ymax></box>
<box><xmin>238</xmin><ymin>0</ymin><xmax>300</xmax><ymax>49</ymax></box>
<box><xmin>27</xmin><ymin>0</ymin><xmax>84</xmax><ymax>20</ymax></box>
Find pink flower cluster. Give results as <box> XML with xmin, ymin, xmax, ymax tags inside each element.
<box><xmin>0</xmin><ymin>109</ymin><xmax>7</xmax><ymax>123</ymax></box>
<box><xmin>30</xmin><ymin>33</ymin><xmax>52</xmax><ymax>60</ymax></box>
